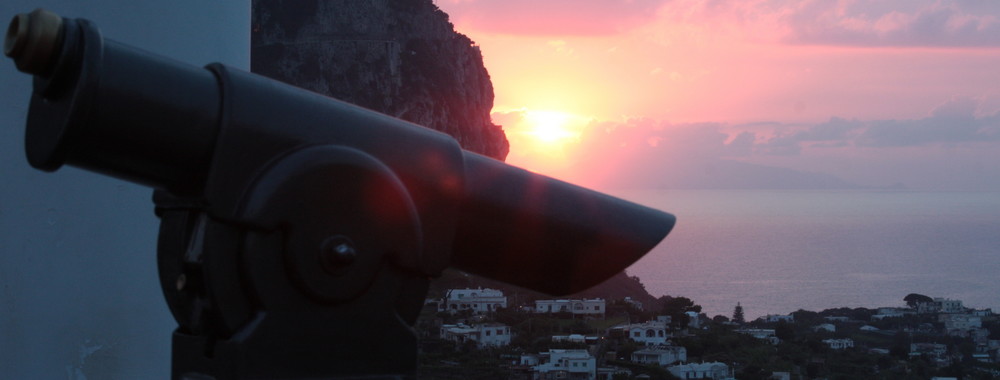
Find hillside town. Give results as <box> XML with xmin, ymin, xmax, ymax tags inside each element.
<box><xmin>415</xmin><ymin>287</ymin><xmax>1000</xmax><ymax>380</ymax></box>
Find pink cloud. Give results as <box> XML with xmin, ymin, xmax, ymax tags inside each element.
<box><xmin>781</xmin><ymin>1</ymin><xmax>1000</xmax><ymax>47</ymax></box>
<box><xmin>572</xmin><ymin>0</ymin><xmax>1000</xmax><ymax>47</ymax></box>
<box><xmin>505</xmin><ymin>98</ymin><xmax>1000</xmax><ymax>190</ymax></box>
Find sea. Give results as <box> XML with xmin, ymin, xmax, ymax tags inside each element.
<box><xmin>613</xmin><ymin>189</ymin><xmax>1000</xmax><ymax>320</ymax></box>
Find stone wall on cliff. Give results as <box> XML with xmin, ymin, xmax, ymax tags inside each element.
<box><xmin>250</xmin><ymin>0</ymin><xmax>509</xmax><ymax>160</ymax></box>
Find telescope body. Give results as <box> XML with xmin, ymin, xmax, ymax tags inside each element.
<box><xmin>6</xmin><ymin>9</ymin><xmax>675</xmax><ymax>379</ymax></box>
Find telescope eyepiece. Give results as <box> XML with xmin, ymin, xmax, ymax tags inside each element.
<box><xmin>5</xmin><ymin>8</ymin><xmax>63</xmax><ymax>76</ymax></box>
<box><xmin>3</xmin><ymin>14</ymin><xmax>26</xmax><ymax>57</ymax></box>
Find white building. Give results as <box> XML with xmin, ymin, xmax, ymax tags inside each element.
<box><xmin>442</xmin><ymin>288</ymin><xmax>507</xmax><ymax>314</ymax></box>
<box><xmin>972</xmin><ymin>309</ymin><xmax>993</xmax><ymax>317</ymax></box>
<box><xmin>521</xmin><ymin>354</ymin><xmax>541</xmax><ymax>366</ymax></box>
<box><xmin>940</xmin><ymin>313</ymin><xmax>982</xmax><ymax>330</ymax></box>
<box><xmin>763</xmin><ymin>314</ymin><xmax>794</xmax><ymax>323</ymax></box>
<box><xmin>873</xmin><ymin>307</ymin><xmax>913</xmax><ymax>320</ymax></box>
<box><xmin>917</xmin><ymin>298</ymin><xmax>964</xmax><ymax>314</ymax></box>
<box><xmin>686</xmin><ymin>311</ymin><xmax>703</xmax><ymax>329</ymax></box>
<box><xmin>619</xmin><ymin>319</ymin><xmax>671</xmax><ymax>346</ymax></box>
<box><xmin>631</xmin><ymin>346</ymin><xmax>687</xmax><ymax>366</ymax></box>
<box><xmin>439</xmin><ymin>323</ymin><xmax>511</xmax><ymax>348</ymax></box>
<box><xmin>910</xmin><ymin>343</ymin><xmax>948</xmax><ymax>358</ymax></box>
<box><xmin>552</xmin><ymin>334</ymin><xmax>600</xmax><ymax>344</ymax></box>
<box><xmin>530</xmin><ymin>349</ymin><xmax>597</xmax><ymax>380</ymax></box>
<box><xmin>667</xmin><ymin>362</ymin><xmax>732</xmax><ymax>380</ymax></box>
<box><xmin>812</xmin><ymin>323</ymin><xmax>836</xmax><ymax>332</ymax></box>
<box><xmin>535</xmin><ymin>299</ymin><xmax>606</xmax><ymax>317</ymax></box>
<box><xmin>972</xmin><ymin>352</ymin><xmax>992</xmax><ymax>363</ymax></box>
<box><xmin>824</xmin><ymin>338</ymin><xmax>855</xmax><ymax>350</ymax></box>
<box><xmin>737</xmin><ymin>328</ymin><xmax>780</xmax><ymax>345</ymax></box>
<box><xmin>623</xmin><ymin>297</ymin><xmax>644</xmax><ymax>311</ymax></box>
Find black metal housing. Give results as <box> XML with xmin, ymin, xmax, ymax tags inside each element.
<box><xmin>7</xmin><ymin>9</ymin><xmax>676</xmax><ymax>379</ymax></box>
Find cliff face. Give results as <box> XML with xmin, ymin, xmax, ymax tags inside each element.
<box><xmin>250</xmin><ymin>0</ymin><xmax>509</xmax><ymax>160</ymax></box>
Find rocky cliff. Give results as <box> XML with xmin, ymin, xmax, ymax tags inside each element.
<box><xmin>250</xmin><ymin>0</ymin><xmax>509</xmax><ymax>160</ymax></box>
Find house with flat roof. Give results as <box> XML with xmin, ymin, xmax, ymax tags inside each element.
<box><xmin>441</xmin><ymin>288</ymin><xmax>507</xmax><ymax>314</ymax></box>
<box><xmin>535</xmin><ymin>299</ymin><xmax>605</xmax><ymax>317</ymax></box>
<box><xmin>737</xmin><ymin>328</ymin><xmax>779</xmax><ymax>345</ymax></box>
<box><xmin>666</xmin><ymin>362</ymin><xmax>733</xmax><ymax>380</ymax></box>
<box><xmin>616</xmin><ymin>319</ymin><xmax>671</xmax><ymax>346</ymax></box>
<box><xmin>763</xmin><ymin>314</ymin><xmax>794</xmax><ymax>323</ymax></box>
<box><xmin>526</xmin><ymin>349</ymin><xmax>597</xmax><ymax>380</ymax></box>
<box><xmin>631</xmin><ymin>345</ymin><xmax>687</xmax><ymax>366</ymax></box>
<box><xmin>917</xmin><ymin>298</ymin><xmax>964</xmax><ymax>314</ymax></box>
<box><xmin>823</xmin><ymin>338</ymin><xmax>855</xmax><ymax>350</ymax></box>
<box><xmin>439</xmin><ymin>323</ymin><xmax>511</xmax><ymax>348</ymax></box>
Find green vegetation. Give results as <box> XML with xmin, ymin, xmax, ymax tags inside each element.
<box><xmin>904</xmin><ymin>293</ymin><xmax>934</xmax><ymax>308</ymax></box>
<box><xmin>658</xmin><ymin>296</ymin><xmax>701</xmax><ymax>328</ymax></box>
<box><xmin>733</xmin><ymin>303</ymin><xmax>746</xmax><ymax>324</ymax></box>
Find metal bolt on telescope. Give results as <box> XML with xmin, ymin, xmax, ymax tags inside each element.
<box><xmin>5</xmin><ymin>8</ymin><xmax>675</xmax><ymax>379</ymax></box>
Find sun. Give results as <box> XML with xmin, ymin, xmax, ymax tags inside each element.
<box><xmin>503</xmin><ymin>109</ymin><xmax>588</xmax><ymax>155</ymax></box>
<box><xmin>523</xmin><ymin>110</ymin><xmax>576</xmax><ymax>144</ymax></box>
<box><xmin>496</xmin><ymin>107</ymin><xmax>590</xmax><ymax>175</ymax></box>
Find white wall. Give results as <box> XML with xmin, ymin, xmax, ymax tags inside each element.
<box><xmin>0</xmin><ymin>1</ymin><xmax>248</xmax><ymax>378</ymax></box>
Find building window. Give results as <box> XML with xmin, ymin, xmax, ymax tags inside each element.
<box><xmin>486</xmin><ymin>330</ymin><xmax>491</xmax><ymax>336</ymax></box>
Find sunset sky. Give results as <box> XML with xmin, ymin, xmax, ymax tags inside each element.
<box><xmin>433</xmin><ymin>0</ymin><xmax>1000</xmax><ymax>191</ymax></box>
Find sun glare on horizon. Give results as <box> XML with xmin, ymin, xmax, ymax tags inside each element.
<box><xmin>496</xmin><ymin>108</ymin><xmax>593</xmax><ymax>178</ymax></box>
<box><xmin>524</xmin><ymin>110</ymin><xmax>575</xmax><ymax>144</ymax></box>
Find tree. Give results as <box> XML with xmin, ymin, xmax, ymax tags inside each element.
<box><xmin>775</xmin><ymin>320</ymin><xmax>795</xmax><ymax>341</ymax></box>
<box><xmin>733</xmin><ymin>302</ymin><xmax>745</xmax><ymax>324</ymax></box>
<box><xmin>790</xmin><ymin>309</ymin><xmax>821</xmax><ymax>324</ymax></box>
<box><xmin>660</xmin><ymin>296</ymin><xmax>702</xmax><ymax>328</ymax></box>
<box><xmin>904</xmin><ymin>293</ymin><xmax>933</xmax><ymax>308</ymax></box>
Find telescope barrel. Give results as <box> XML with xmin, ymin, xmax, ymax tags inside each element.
<box><xmin>454</xmin><ymin>153</ymin><xmax>674</xmax><ymax>295</ymax></box>
<box><xmin>6</xmin><ymin>9</ymin><xmax>675</xmax><ymax>294</ymax></box>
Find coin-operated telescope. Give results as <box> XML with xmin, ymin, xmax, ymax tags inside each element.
<box><xmin>5</xmin><ymin>9</ymin><xmax>675</xmax><ymax>379</ymax></box>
